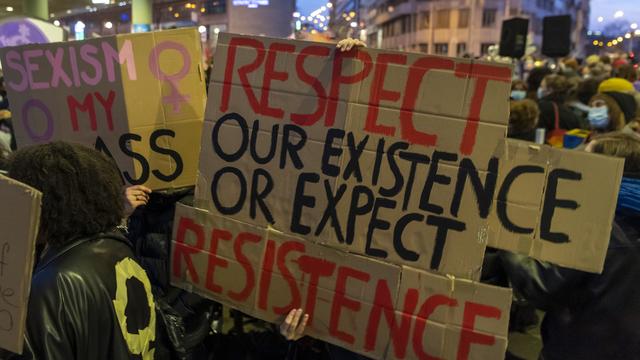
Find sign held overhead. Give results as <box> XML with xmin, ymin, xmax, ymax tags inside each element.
<box><xmin>0</xmin><ymin>28</ymin><xmax>207</xmax><ymax>190</ymax></box>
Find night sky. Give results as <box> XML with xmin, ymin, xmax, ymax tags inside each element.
<box><xmin>298</xmin><ymin>0</ymin><xmax>640</xmax><ymax>31</ymax></box>
<box><xmin>589</xmin><ymin>0</ymin><xmax>640</xmax><ymax>30</ymax></box>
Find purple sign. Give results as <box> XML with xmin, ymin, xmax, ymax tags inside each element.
<box><xmin>0</xmin><ymin>20</ymin><xmax>48</xmax><ymax>48</ymax></box>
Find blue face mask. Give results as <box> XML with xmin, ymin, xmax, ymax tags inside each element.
<box><xmin>537</xmin><ymin>87</ymin><xmax>548</xmax><ymax>99</ymax></box>
<box><xmin>588</xmin><ymin>106</ymin><xmax>610</xmax><ymax>129</ymax></box>
<box><xmin>511</xmin><ymin>90</ymin><xmax>526</xmax><ymax>100</ymax></box>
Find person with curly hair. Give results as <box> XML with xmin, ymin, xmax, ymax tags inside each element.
<box><xmin>508</xmin><ymin>99</ymin><xmax>540</xmax><ymax>141</ymax></box>
<box><xmin>5</xmin><ymin>142</ymin><xmax>157</xmax><ymax>359</ymax></box>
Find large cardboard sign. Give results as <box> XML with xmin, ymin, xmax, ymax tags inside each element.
<box><xmin>193</xmin><ymin>33</ymin><xmax>622</xmax><ymax>275</ymax></box>
<box><xmin>0</xmin><ymin>174</ymin><xmax>42</xmax><ymax>354</ymax></box>
<box><xmin>171</xmin><ymin>33</ymin><xmax>623</xmax><ymax>358</ymax></box>
<box><xmin>172</xmin><ymin>203</ymin><xmax>512</xmax><ymax>359</ymax></box>
<box><xmin>0</xmin><ymin>29</ymin><xmax>206</xmax><ymax>190</ymax></box>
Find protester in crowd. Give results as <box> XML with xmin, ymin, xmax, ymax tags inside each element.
<box><xmin>598</xmin><ymin>76</ymin><xmax>640</xmax><ymax>117</ymax></box>
<box><xmin>616</xmin><ymin>64</ymin><xmax>638</xmax><ymax>85</ymax></box>
<box><xmin>566</xmin><ymin>77</ymin><xmax>599</xmax><ymax>127</ymax></box>
<box><xmin>526</xmin><ymin>66</ymin><xmax>552</xmax><ymax>100</ymax></box>
<box><xmin>510</xmin><ymin>80</ymin><xmax>528</xmax><ymax>100</ymax></box>
<box><xmin>5</xmin><ymin>142</ymin><xmax>157</xmax><ymax>359</ymax></box>
<box><xmin>537</xmin><ymin>74</ymin><xmax>583</xmax><ymax>135</ymax></box>
<box><xmin>500</xmin><ymin>131</ymin><xmax>640</xmax><ymax>360</ymax></box>
<box><xmin>587</xmin><ymin>93</ymin><xmax>627</xmax><ymax>134</ymax></box>
<box><xmin>508</xmin><ymin>99</ymin><xmax>539</xmax><ymax>141</ymax></box>
<box><xmin>560</xmin><ymin>58</ymin><xmax>579</xmax><ymax>78</ymax></box>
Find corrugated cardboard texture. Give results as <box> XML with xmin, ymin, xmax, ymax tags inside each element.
<box><xmin>181</xmin><ymin>33</ymin><xmax>624</xmax><ymax>358</ymax></box>
<box><xmin>196</xmin><ymin>33</ymin><xmax>622</xmax><ymax>275</ymax></box>
<box><xmin>170</xmin><ymin>203</ymin><xmax>511</xmax><ymax>360</ymax></box>
<box><xmin>487</xmin><ymin>140</ymin><xmax>624</xmax><ymax>273</ymax></box>
<box><xmin>196</xmin><ymin>33</ymin><xmax>512</xmax><ymax>279</ymax></box>
<box><xmin>0</xmin><ymin>28</ymin><xmax>205</xmax><ymax>190</ymax></box>
<box><xmin>0</xmin><ymin>174</ymin><xmax>42</xmax><ymax>354</ymax></box>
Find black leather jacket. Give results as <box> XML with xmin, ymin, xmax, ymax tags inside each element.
<box><xmin>501</xmin><ymin>210</ymin><xmax>640</xmax><ymax>360</ymax></box>
<box><xmin>14</xmin><ymin>232</ymin><xmax>156</xmax><ymax>359</ymax></box>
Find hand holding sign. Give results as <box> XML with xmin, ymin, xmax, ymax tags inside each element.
<box><xmin>279</xmin><ymin>308</ymin><xmax>309</xmax><ymax>341</ymax></box>
<box><xmin>123</xmin><ymin>185</ymin><xmax>151</xmax><ymax>217</ymax></box>
<box><xmin>336</xmin><ymin>38</ymin><xmax>366</xmax><ymax>52</ymax></box>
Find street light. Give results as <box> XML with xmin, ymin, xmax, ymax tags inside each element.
<box><xmin>326</xmin><ymin>2</ymin><xmax>333</xmax><ymax>8</ymax></box>
<box><xmin>53</xmin><ymin>20</ymin><xmax>61</xmax><ymax>26</ymax></box>
<box><xmin>614</xmin><ymin>10</ymin><xmax>624</xmax><ymax>18</ymax></box>
<box><xmin>625</xmin><ymin>33</ymin><xmax>631</xmax><ymax>39</ymax></box>
<box><xmin>198</xmin><ymin>25</ymin><xmax>206</xmax><ymax>33</ymax></box>
<box><xmin>597</xmin><ymin>16</ymin><xmax>604</xmax><ymax>22</ymax></box>
<box><xmin>632</xmin><ymin>23</ymin><xmax>638</xmax><ymax>30</ymax></box>
<box><xmin>617</xmin><ymin>36</ymin><xmax>623</xmax><ymax>42</ymax></box>
<box><xmin>104</xmin><ymin>21</ymin><xmax>113</xmax><ymax>29</ymax></box>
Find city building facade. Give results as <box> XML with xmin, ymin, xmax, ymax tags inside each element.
<box><xmin>357</xmin><ymin>0</ymin><xmax>589</xmax><ymax>57</ymax></box>
<box><xmin>50</xmin><ymin>0</ymin><xmax>295</xmax><ymax>41</ymax></box>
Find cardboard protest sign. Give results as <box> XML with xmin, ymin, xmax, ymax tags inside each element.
<box><xmin>0</xmin><ymin>174</ymin><xmax>41</xmax><ymax>354</ymax></box>
<box><xmin>171</xmin><ymin>203</ymin><xmax>511</xmax><ymax>360</ymax></box>
<box><xmin>487</xmin><ymin>140</ymin><xmax>624</xmax><ymax>273</ymax></box>
<box><xmin>0</xmin><ymin>28</ymin><xmax>206</xmax><ymax>190</ymax></box>
<box><xmin>193</xmin><ymin>33</ymin><xmax>621</xmax><ymax>275</ymax></box>
<box><xmin>171</xmin><ymin>33</ymin><xmax>624</xmax><ymax>358</ymax></box>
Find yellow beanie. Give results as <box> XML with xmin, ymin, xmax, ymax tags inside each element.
<box><xmin>598</xmin><ymin>77</ymin><xmax>635</xmax><ymax>93</ymax></box>
<box><xmin>586</xmin><ymin>54</ymin><xmax>601</xmax><ymax>65</ymax></box>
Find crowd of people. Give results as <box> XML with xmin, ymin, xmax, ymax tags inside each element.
<box><xmin>497</xmin><ymin>54</ymin><xmax>640</xmax><ymax>360</ymax></box>
<box><xmin>507</xmin><ymin>55</ymin><xmax>640</xmax><ymax>144</ymax></box>
<box><xmin>0</xmin><ymin>38</ymin><xmax>639</xmax><ymax>360</ymax></box>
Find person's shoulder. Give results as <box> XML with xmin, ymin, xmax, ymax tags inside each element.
<box><xmin>34</xmin><ymin>234</ymin><xmax>134</xmax><ymax>282</ymax></box>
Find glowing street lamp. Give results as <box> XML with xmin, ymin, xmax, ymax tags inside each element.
<box><xmin>614</xmin><ymin>10</ymin><xmax>624</xmax><ymax>18</ymax></box>
<box><xmin>632</xmin><ymin>23</ymin><xmax>638</xmax><ymax>30</ymax></box>
<box><xmin>104</xmin><ymin>21</ymin><xmax>113</xmax><ymax>29</ymax></box>
<box><xmin>625</xmin><ymin>33</ymin><xmax>631</xmax><ymax>39</ymax></box>
<box><xmin>597</xmin><ymin>16</ymin><xmax>604</xmax><ymax>22</ymax></box>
